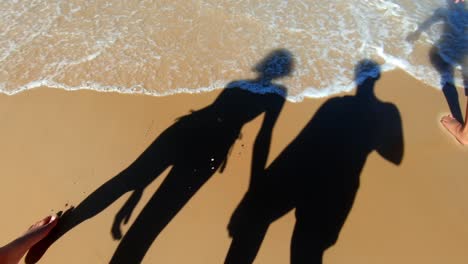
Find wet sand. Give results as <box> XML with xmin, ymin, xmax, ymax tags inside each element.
<box><xmin>0</xmin><ymin>69</ymin><xmax>467</xmax><ymax>263</ymax></box>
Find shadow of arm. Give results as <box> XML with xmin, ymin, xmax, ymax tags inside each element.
<box><xmin>249</xmin><ymin>97</ymin><xmax>284</xmax><ymax>186</ymax></box>
<box><xmin>376</xmin><ymin>106</ymin><xmax>404</xmax><ymax>165</ymax></box>
<box><xmin>111</xmin><ymin>189</ymin><xmax>143</xmax><ymax>240</ymax></box>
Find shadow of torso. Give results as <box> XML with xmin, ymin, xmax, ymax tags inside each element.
<box><xmin>268</xmin><ymin>95</ymin><xmax>396</xmax><ymax>243</ymax></box>
<box><xmin>165</xmin><ymin>83</ymin><xmax>285</xmax><ymax>171</ymax></box>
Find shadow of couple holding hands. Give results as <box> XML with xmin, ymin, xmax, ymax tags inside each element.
<box><xmin>26</xmin><ymin>50</ymin><xmax>404</xmax><ymax>264</ymax></box>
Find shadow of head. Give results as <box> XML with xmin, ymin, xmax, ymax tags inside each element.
<box><xmin>354</xmin><ymin>59</ymin><xmax>382</xmax><ymax>98</ymax></box>
<box><xmin>354</xmin><ymin>59</ymin><xmax>381</xmax><ymax>85</ymax></box>
<box><xmin>253</xmin><ymin>49</ymin><xmax>295</xmax><ymax>80</ymax></box>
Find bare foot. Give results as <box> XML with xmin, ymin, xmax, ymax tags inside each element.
<box><xmin>25</xmin><ymin>207</ymin><xmax>74</xmax><ymax>264</ymax></box>
<box><xmin>440</xmin><ymin>114</ymin><xmax>468</xmax><ymax>145</ymax></box>
<box><xmin>0</xmin><ymin>215</ymin><xmax>58</xmax><ymax>264</ymax></box>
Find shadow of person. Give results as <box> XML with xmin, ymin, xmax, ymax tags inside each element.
<box><xmin>25</xmin><ymin>49</ymin><xmax>294</xmax><ymax>263</ymax></box>
<box><xmin>225</xmin><ymin>60</ymin><xmax>404</xmax><ymax>264</ymax></box>
<box><xmin>407</xmin><ymin>0</ymin><xmax>468</xmax><ymax>123</ymax></box>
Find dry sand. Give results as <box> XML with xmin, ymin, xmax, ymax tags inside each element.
<box><xmin>0</xmin><ymin>69</ymin><xmax>467</xmax><ymax>263</ymax></box>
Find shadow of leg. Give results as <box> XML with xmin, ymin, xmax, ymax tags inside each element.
<box><xmin>26</xmin><ymin>144</ymin><xmax>173</xmax><ymax>264</ymax></box>
<box><xmin>225</xmin><ymin>222</ymin><xmax>269</xmax><ymax>264</ymax></box>
<box><xmin>25</xmin><ymin>174</ymin><xmax>132</xmax><ymax>264</ymax></box>
<box><xmin>290</xmin><ymin>219</ymin><xmax>325</xmax><ymax>264</ymax></box>
<box><xmin>109</xmin><ymin>165</ymin><xmax>211</xmax><ymax>264</ymax></box>
<box><xmin>225</xmin><ymin>184</ymin><xmax>294</xmax><ymax>264</ymax></box>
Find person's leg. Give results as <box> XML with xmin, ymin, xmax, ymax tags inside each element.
<box><xmin>0</xmin><ymin>216</ymin><xmax>58</xmax><ymax>264</ymax></box>
<box><xmin>430</xmin><ymin>47</ymin><xmax>464</xmax><ymax>122</ymax></box>
<box><xmin>440</xmin><ymin>63</ymin><xmax>468</xmax><ymax>144</ymax></box>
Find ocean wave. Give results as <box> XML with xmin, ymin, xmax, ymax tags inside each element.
<box><xmin>0</xmin><ymin>0</ymin><xmax>465</xmax><ymax>102</ymax></box>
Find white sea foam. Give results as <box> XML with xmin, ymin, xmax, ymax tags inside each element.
<box><xmin>0</xmin><ymin>0</ymin><xmax>466</xmax><ymax>102</ymax></box>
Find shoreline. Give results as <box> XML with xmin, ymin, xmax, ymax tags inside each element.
<box><xmin>0</xmin><ymin>65</ymin><xmax>457</xmax><ymax>104</ymax></box>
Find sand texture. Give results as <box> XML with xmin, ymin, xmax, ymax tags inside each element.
<box><xmin>0</xmin><ymin>70</ymin><xmax>467</xmax><ymax>263</ymax></box>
